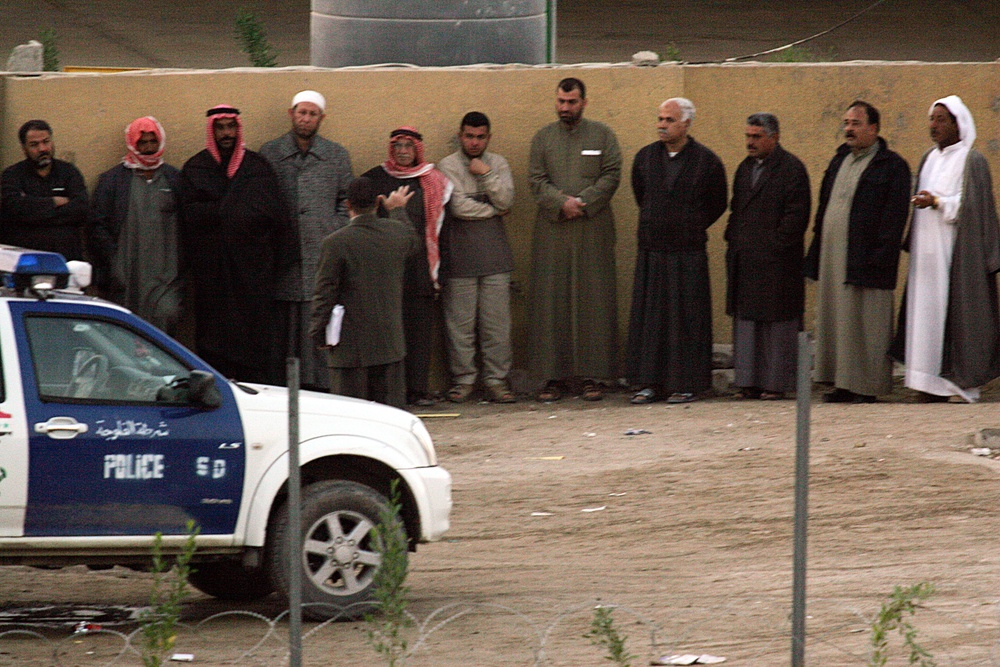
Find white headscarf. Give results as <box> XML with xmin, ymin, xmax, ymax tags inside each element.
<box><xmin>929</xmin><ymin>95</ymin><xmax>976</xmax><ymax>148</ymax></box>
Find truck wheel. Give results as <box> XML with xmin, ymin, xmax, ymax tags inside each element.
<box><xmin>267</xmin><ymin>480</ymin><xmax>407</xmax><ymax>621</ymax></box>
<box><xmin>188</xmin><ymin>560</ymin><xmax>274</xmax><ymax>601</ymax></box>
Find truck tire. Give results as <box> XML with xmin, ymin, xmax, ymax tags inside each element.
<box><xmin>267</xmin><ymin>480</ymin><xmax>407</xmax><ymax>621</ymax></box>
<box><xmin>188</xmin><ymin>560</ymin><xmax>275</xmax><ymax>601</ymax></box>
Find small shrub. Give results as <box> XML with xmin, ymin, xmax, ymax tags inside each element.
<box><xmin>766</xmin><ymin>45</ymin><xmax>819</xmax><ymax>62</ymax></box>
<box><xmin>365</xmin><ymin>480</ymin><xmax>411</xmax><ymax>666</ymax></box>
<box><xmin>139</xmin><ymin>520</ymin><xmax>200</xmax><ymax>667</ymax></box>
<box><xmin>662</xmin><ymin>42</ymin><xmax>682</xmax><ymax>62</ymax></box>
<box><xmin>585</xmin><ymin>604</ymin><xmax>635</xmax><ymax>667</ymax></box>
<box><xmin>235</xmin><ymin>9</ymin><xmax>278</xmax><ymax>67</ymax></box>
<box><xmin>869</xmin><ymin>582</ymin><xmax>936</xmax><ymax>667</ymax></box>
<box><xmin>39</xmin><ymin>28</ymin><xmax>59</xmax><ymax>71</ymax></box>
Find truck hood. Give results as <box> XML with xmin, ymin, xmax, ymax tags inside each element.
<box><xmin>230</xmin><ymin>382</ymin><xmax>409</xmax><ymax>421</ymax></box>
<box><xmin>227</xmin><ymin>382</ymin><xmax>437</xmax><ymax>467</ymax></box>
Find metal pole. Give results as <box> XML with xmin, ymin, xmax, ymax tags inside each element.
<box><xmin>287</xmin><ymin>357</ymin><xmax>302</xmax><ymax>667</ymax></box>
<box><xmin>791</xmin><ymin>331</ymin><xmax>812</xmax><ymax>667</ymax></box>
<box><xmin>546</xmin><ymin>0</ymin><xmax>557</xmax><ymax>63</ymax></box>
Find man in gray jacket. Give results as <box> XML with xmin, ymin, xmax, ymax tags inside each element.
<box><xmin>437</xmin><ymin>112</ymin><xmax>517</xmax><ymax>403</ymax></box>
<box><xmin>261</xmin><ymin>90</ymin><xmax>353</xmax><ymax>390</ymax></box>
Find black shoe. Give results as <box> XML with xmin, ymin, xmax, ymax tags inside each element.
<box><xmin>916</xmin><ymin>391</ymin><xmax>949</xmax><ymax>403</ymax></box>
<box><xmin>852</xmin><ymin>393</ymin><xmax>877</xmax><ymax>404</ymax></box>
<box><xmin>823</xmin><ymin>387</ymin><xmax>856</xmax><ymax>403</ymax></box>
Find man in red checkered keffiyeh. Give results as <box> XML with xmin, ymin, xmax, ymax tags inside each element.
<box><xmin>381</xmin><ymin>127</ymin><xmax>452</xmax><ymax>286</ymax></box>
<box><xmin>204</xmin><ymin>104</ymin><xmax>246</xmax><ymax>179</ymax></box>
<box><xmin>360</xmin><ymin>127</ymin><xmax>453</xmax><ymax>406</ymax></box>
<box><xmin>179</xmin><ymin>104</ymin><xmax>293</xmax><ymax>385</ymax></box>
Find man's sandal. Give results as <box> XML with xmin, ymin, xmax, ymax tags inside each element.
<box><xmin>486</xmin><ymin>382</ymin><xmax>517</xmax><ymax>404</ymax></box>
<box><xmin>581</xmin><ymin>380</ymin><xmax>604</xmax><ymax>402</ymax></box>
<box><xmin>446</xmin><ymin>384</ymin><xmax>475</xmax><ymax>403</ymax></box>
<box><xmin>536</xmin><ymin>380</ymin><xmax>564</xmax><ymax>402</ymax></box>
<box><xmin>630</xmin><ymin>387</ymin><xmax>658</xmax><ymax>404</ymax></box>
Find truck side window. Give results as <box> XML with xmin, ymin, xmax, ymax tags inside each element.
<box><xmin>24</xmin><ymin>316</ymin><xmax>190</xmax><ymax>403</ymax></box>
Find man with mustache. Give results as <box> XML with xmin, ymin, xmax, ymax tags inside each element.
<box><xmin>88</xmin><ymin>117</ymin><xmax>183</xmax><ymax>335</ymax></box>
<box><xmin>626</xmin><ymin>98</ymin><xmax>727</xmax><ymax>404</ymax></box>
<box><xmin>804</xmin><ymin>100</ymin><xmax>911</xmax><ymax>403</ymax></box>
<box><xmin>180</xmin><ymin>105</ymin><xmax>293</xmax><ymax>384</ymax></box>
<box><xmin>360</xmin><ymin>126</ymin><xmax>452</xmax><ymax>407</ymax></box>
<box><xmin>1</xmin><ymin>119</ymin><xmax>88</xmax><ymax>259</ymax></box>
<box><xmin>725</xmin><ymin>112</ymin><xmax>810</xmax><ymax>402</ymax></box>
<box><xmin>261</xmin><ymin>90</ymin><xmax>354</xmax><ymax>391</ymax></box>
<box><xmin>890</xmin><ymin>95</ymin><xmax>1000</xmax><ymax>403</ymax></box>
<box><xmin>528</xmin><ymin>77</ymin><xmax>622</xmax><ymax>402</ymax></box>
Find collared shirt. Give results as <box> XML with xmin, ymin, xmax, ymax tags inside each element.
<box><xmin>259</xmin><ymin>132</ymin><xmax>353</xmax><ymax>300</ymax></box>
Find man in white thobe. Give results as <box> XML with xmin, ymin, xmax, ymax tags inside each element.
<box><xmin>897</xmin><ymin>95</ymin><xmax>1000</xmax><ymax>402</ymax></box>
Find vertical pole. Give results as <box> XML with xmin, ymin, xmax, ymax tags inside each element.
<box><xmin>546</xmin><ymin>0</ymin><xmax>557</xmax><ymax>63</ymax></box>
<box><xmin>287</xmin><ymin>357</ymin><xmax>303</xmax><ymax>667</ymax></box>
<box><xmin>791</xmin><ymin>331</ymin><xmax>812</xmax><ymax>667</ymax></box>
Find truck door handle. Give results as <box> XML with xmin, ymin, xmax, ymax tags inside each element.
<box><xmin>34</xmin><ymin>417</ymin><xmax>89</xmax><ymax>439</ymax></box>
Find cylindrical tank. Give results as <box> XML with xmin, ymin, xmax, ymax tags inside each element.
<box><xmin>311</xmin><ymin>0</ymin><xmax>549</xmax><ymax>67</ymax></box>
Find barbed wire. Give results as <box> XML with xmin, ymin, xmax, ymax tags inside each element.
<box><xmin>2</xmin><ymin>595</ymin><xmax>999</xmax><ymax>666</ymax></box>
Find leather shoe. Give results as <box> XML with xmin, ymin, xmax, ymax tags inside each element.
<box><xmin>823</xmin><ymin>387</ymin><xmax>856</xmax><ymax>403</ymax></box>
<box><xmin>916</xmin><ymin>391</ymin><xmax>949</xmax><ymax>403</ymax></box>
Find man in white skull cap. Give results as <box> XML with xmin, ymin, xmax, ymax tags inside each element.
<box><xmin>890</xmin><ymin>95</ymin><xmax>1000</xmax><ymax>402</ymax></box>
<box><xmin>260</xmin><ymin>89</ymin><xmax>354</xmax><ymax>390</ymax></box>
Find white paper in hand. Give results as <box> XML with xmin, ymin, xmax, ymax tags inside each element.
<box><xmin>326</xmin><ymin>304</ymin><xmax>345</xmax><ymax>346</ymax></box>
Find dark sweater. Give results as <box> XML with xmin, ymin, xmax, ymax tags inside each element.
<box><xmin>1</xmin><ymin>158</ymin><xmax>88</xmax><ymax>259</ymax></box>
<box><xmin>631</xmin><ymin>137</ymin><xmax>728</xmax><ymax>252</ymax></box>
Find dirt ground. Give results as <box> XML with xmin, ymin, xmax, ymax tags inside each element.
<box><xmin>3</xmin><ymin>382</ymin><xmax>1000</xmax><ymax>665</ymax></box>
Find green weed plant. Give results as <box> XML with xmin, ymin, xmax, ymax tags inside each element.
<box><xmin>139</xmin><ymin>520</ymin><xmax>200</xmax><ymax>667</ymax></box>
<box><xmin>235</xmin><ymin>9</ymin><xmax>278</xmax><ymax>67</ymax></box>
<box><xmin>365</xmin><ymin>479</ymin><xmax>412</xmax><ymax>667</ymax></box>
<box><xmin>586</xmin><ymin>604</ymin><xmax>635</xmax><ymax>666</ymax></box>
<box><xmin>869</xmin><ymin>582</ymin><xmax>936</xmax><ymax>667</ymax></box>
<box><xmin>40</xmin><ymin>29</ymin><xmax>59</xmax><ymax>71</ymax></box>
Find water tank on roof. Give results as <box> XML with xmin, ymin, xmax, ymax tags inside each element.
<box><xmin>311</xmin><ymin>0</ymin><xmax>551</xmax><ymax>67</ymax></box>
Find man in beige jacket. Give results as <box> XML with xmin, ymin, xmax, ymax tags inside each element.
<box><xmin>438</xmin><ymin>112</ymin><xmax>517</xmax><ymax>403</ymax></box>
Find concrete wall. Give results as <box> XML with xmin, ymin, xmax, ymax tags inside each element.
<box><xmin>2</xmin><ymin>63</ymin><xmax>998</xmax><ymax>384</ymax></box>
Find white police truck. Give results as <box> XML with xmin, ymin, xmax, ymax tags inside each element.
<box><xmin>0</xmin><ymin>246</ymin><xmax>451</xmax><ymax>619</ymax></box>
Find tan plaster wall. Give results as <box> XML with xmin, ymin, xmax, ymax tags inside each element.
<box><xmin>2</xmin><ymin>63</ymin><xmax>999</xmax><ymax>383</ymax></box>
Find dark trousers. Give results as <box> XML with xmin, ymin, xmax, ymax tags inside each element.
<box><xmin>329</xmin><ymin>361</ymin><xmax>406</xmax><ymax>409</ymax></box>
<box><xmin>403</xmin><ymin>294</ymin><xmax>434</xmax><ymax>398</ymax></box>
<box><xmin>275</xmin><ymin>301</ymin><xmax>330</xmax><ymax>391</ymax></box>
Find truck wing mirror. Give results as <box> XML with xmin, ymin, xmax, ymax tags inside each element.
<box><xmin>188</xmin><ymin>370</ymin><xmax>223</xmax><ymax>409</ymax></box>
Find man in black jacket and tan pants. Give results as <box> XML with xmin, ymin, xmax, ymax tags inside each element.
<box><xmin>803</xmin><ymin>100</ymin><xmax>911</xmax><ymax>404</ymax></box>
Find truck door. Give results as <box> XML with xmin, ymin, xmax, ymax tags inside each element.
<box><xmin>10</xmin><ymin>302</ymin><xmax>246</xmax><ymax>537</ymax></box>
<box><xmin>0</xmin><ymin>307</ymin><xmax>30</xmax><ymax>537</ymax></box>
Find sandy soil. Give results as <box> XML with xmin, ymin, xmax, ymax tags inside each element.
<box><xmin>3</xmin><ymin>383</ymin><xmax>1000</xmax><ymax>665</ymax></box>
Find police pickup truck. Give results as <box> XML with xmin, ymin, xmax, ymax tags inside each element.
<box><xmin>0</xmin><ymin>246</ymin><xmax>451</xmax><ymax>619</ymax></box>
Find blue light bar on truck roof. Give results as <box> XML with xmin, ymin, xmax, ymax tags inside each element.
<box><xmin>0</xmin><ymin>245</ymin><xmax>70</xmax><ymax>291</ymax></box>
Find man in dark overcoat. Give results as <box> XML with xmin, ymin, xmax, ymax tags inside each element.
<box><xmin>309</xmin><ymin>177</ymin><xmax>418</xmax><ymax>408</ymax></box>
<box><xmin>180</xmin><ymin>105</ymin><xmax>293</xmax><ymax>384</ymax></box>
<box><xmin>725</xmin><ymin>113</ymin><xmax>811</xmax><ymax>399</ymax></box>
<box><xmin>625</xmin><ymin>97</ymin><xmax>727</xmax><ymax>404</ymax></box>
